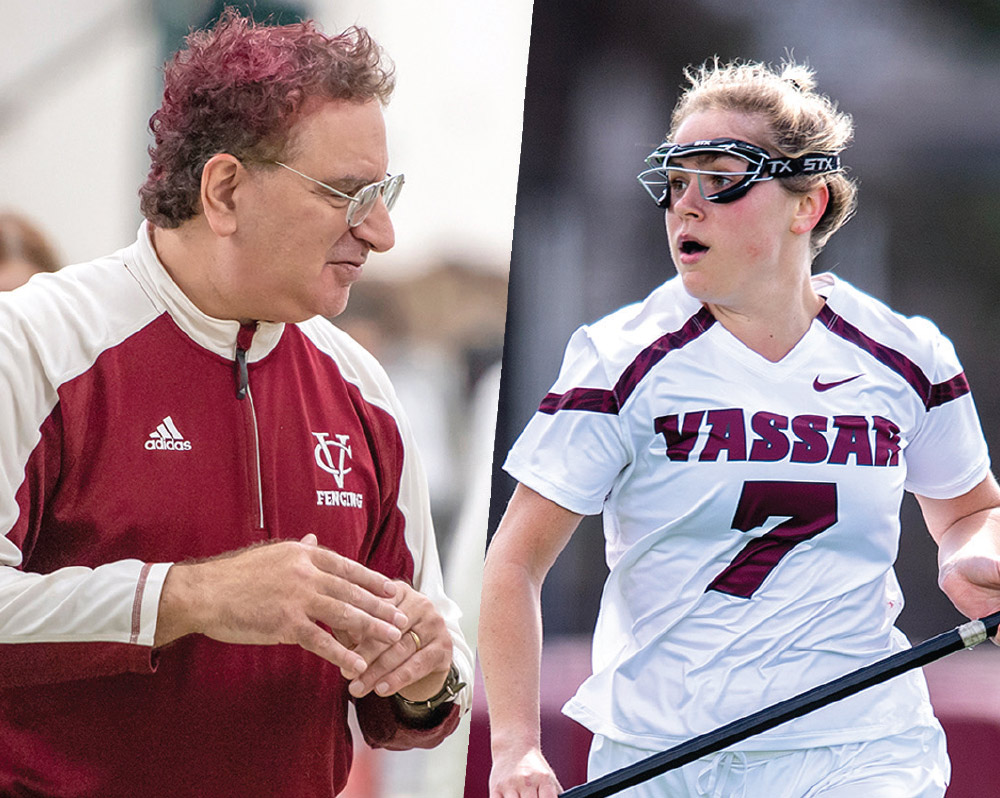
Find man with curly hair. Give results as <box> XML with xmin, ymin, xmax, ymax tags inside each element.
<box><xmin>0</xmin><ymin>11</ymin><xmax>471</xmax><ymax>797</ymax></box>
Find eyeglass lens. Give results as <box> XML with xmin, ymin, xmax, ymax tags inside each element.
<box><xmin>347</xmin><ymin>175</ymin><xmax>404</xmax><ymax>227</ymax></box>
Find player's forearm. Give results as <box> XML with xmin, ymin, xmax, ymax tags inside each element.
<box><xmin>937</xmin><ymin>508</ymin><xmax>1000</xmax><ymax>566</ymax></box>
<box><xmin>936</xmin><ymin>510</ymin><xmax>1000</xmax><ymax>618</ymax></box>
<box><xmin>478</xmin><ymin>550</ymin><xmax>546</xmax><ymax>756</ymax></box>
<box><xmin>479</xmin><ymin>483</ymin><xmax>583</xmax><ymax>758</ymax></box>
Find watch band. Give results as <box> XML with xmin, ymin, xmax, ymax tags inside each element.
<box><xmin>395</xmin><ymin>664</ymin><xmax>466</xmax><ymax>711</ymax></box>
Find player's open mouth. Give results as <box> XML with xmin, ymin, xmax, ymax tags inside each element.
<box><xmin>679</xmin><ymin>239</ymin><xmax>709</xmax><ymax>255</ymax></box>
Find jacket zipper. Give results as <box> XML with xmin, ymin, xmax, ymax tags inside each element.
<box><xmin>235</xmin><ymin>323</ymin><xmax>265</xmax><ymax>532</ymax></box>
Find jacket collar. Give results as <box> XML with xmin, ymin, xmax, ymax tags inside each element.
<box><xmin>126</xmin><ymin>222</ymin><xmax>285</xmax><ymax>362</ymax></box>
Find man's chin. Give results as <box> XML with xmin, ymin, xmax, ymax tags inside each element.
<box><xmin>320</xmin><ymin>288</ymin><xmax>352</xmax><ymax>321</ymax></box>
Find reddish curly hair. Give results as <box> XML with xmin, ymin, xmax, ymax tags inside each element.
<box><xmin>139</xmin><ymin>9</ymin><xmax>395</xmax><ymax>228</ymax></box>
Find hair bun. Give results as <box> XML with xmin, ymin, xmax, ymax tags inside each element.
<box><xmin>780</xmin><ymin>63</ymin><xmax>816</xmax><ymax>93</ymax></box>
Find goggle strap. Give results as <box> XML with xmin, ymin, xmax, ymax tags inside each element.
<box><xmin>763</xmin><ymin>153</ymin><xmax>841</xmax><ymax>177</ymax></box>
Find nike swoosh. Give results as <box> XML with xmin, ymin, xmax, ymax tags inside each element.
<box><xmin>813</xmin><ymin>374</ymin><xmax>862</xmax><ymax>392</ymax></box>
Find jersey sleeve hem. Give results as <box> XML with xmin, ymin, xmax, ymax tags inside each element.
<box><xmin>504</xmin><ymin>454</ymin><xmax>604</xmax><ymax>516</ymax></box>
<box><xmin>905</xmin><ymin>457</ymin><xmax>991</xmax><ymax>500</ymax></box>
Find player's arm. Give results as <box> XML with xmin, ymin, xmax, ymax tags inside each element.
<box><xmin>917</xmin><ymin>472</ymin><xmax>1000</xmax><ymax>621</ymax></box>
<box><xmin>479</xmin><ymin>482</ymin><xmax>584</xmax><ymax>798</ymax></box>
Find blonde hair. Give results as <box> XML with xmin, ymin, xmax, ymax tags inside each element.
<box><xmin>669</xmin><ymin>58</ymin><xmax>857</xmax><ymax>256</ymax></box>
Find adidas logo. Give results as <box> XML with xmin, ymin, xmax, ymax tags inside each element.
<box><xmin>144</xmin><ymin>416</ymin><xmax>192</xmax><ymax>451</ymax></box>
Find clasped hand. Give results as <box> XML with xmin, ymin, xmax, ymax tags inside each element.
<box><xmin>155</xmin><ymin>534</ymin><xmax>452</xmax><ymax>698</ymax></box>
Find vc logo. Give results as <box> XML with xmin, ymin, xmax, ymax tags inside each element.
<box><xmin>312</xmin><ymin>432</ymin><xmax>353</xmax><ymax>488</ymax></box>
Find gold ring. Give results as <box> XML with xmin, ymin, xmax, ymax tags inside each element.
<box><xmin>408</xmin><ymin>630</ymin><xmax>422</xmax><ymax>651</ymax></box>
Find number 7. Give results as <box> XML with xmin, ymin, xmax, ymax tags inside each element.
<box><xmin>706</xmin><ymin>481</ymin><xmax>838</xmax><ymax>599</ymax></box>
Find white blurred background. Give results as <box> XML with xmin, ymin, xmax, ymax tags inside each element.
<box><xmin>0</xmin><ymin>1</ymin><xmax>533</xmax><ymax>796</ymax></box>
<box><xmin>0</xmin><ymin>0</ymin><xmax>531</xmax><ymax>275</ymax></box>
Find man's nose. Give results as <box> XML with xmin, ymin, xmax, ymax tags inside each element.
<box><xmin>352</xmin><ymin>197</ymin><xmax>395</xmax><ymax>253</ymax></box>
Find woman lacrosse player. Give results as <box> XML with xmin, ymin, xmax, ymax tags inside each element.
<box><xmin>479</xmin><ymin>58</ymin><xmax>1000</xmax><ymax>797</ymax></box>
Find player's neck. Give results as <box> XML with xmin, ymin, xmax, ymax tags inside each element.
<box><xmin>706</xmin><ymin>278</ymin><xmax>824</xmax><ymax>363</ymax></box>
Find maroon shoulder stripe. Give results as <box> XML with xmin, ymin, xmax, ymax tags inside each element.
<box><xmin>539</xmin><ymin>306</ymin><xmax>715</xmax><ymax>415</ymax></box>
<box><xmin>927</xmin><ymin>371</ymin><xmax>971</xmax><ymax>409</ymax></box>
<box><xmin>818</xmin><ymin>305</ymin><xmax>970</xmax><ymax>410</ymax></box>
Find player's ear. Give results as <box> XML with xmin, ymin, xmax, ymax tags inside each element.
<box><xmin>790</xmin><ymin>182</ymin><xmax>829</xmax><ymax>236</ymax></box>
<box><xmin>200</xmin><ymin>153</ymin><xmax>243</xmax><ymax>237</ymax></box>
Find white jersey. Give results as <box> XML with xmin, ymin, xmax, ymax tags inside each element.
<box><xmin>504</xmin><ymin>273</ymin><xmax>990</xmax><ymax>751</ymax></box>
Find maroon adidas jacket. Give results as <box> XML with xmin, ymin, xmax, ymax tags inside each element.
<box><xmin>0</xmin><ymin>224</ymin><xmax>471</xmax><ymax>797</ymax></box>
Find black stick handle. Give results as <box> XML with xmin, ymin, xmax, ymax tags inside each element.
<box><xmin>561</xmin><ymin>611</ymin><xmax>1000</xmax><ymax>798</ymax></box>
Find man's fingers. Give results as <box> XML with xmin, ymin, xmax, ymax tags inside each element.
<box><xmin>310</xmin><ymin>594</ymin><xmax>403</xmax><ymax>646</ymax></box>
<box><xmin>313</xmin><ymin>571</ymin><xmax>408</xmax><ymax>631</ymax></box>
<box><xmin>348</xmin><ymin>625</ymin><xmax>451</xmax><ymax>699</ymax></box>
<box><xmin>293</xmin><ymin>621</ymin><xmax>367</xmax><ymax>678</ymax></box>
<box><xmin>309</xmin><ymin>546</ymin><xmax>398</xmax><ymax>598</ymax></box>
<box><xmin>349</xmin><ymin>628</ymin><xmax>400</xmax><ymax>667</ymax></box>
<box><xmin>302</xmin><ymin>546</ymin><xmax>408</xmax><ymax>629</ymax></box>
<box><xmin>178</xmin><ymin>539</ymin><xmax>431</xmax><ymax>672</ymax></box>
<box><xmin>348</xmin><ymin>632</ymin><xmax>421</xmax><ymax>696</ymax></box>
<box><xmin>344</xmin><ymin>580</ymin><xmax>453</xmax><ymax>698</ymax></box>
<box><xmin>308</xmin><ymin>548</ymin><xmax>409</xmax><ymax>626</ymax></box>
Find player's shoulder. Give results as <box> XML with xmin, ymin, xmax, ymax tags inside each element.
<box><xmin>819</xmin><ymin>273</ymin><xmax>955</xmax><ymax>371</ymax></box>
<box><xmin>577</xmin><ymin>276</ymin><xmax>703</xmax><ymax>365</ymax></box>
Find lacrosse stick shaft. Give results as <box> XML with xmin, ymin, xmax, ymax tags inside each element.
<box><xmin>561</xmin><ymin>610</ymin><xmax>1000</xmax><ymax>798</ymax></box>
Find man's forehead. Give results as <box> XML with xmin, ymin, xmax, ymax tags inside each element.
<box><xmin>285</xmin><ymin>97</ymin><xmax>389</xmax><ymax>177</ymax></box>
<box><xmin>289</xmin><ymin>97</ymin><xmax>386</xmax><ymax>138</ymax></box>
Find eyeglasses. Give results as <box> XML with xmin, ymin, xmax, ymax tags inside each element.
<box><xmin>271</xmin><ymin>161</ymin><xmax>404</xmax><ymax>227</ymax></box>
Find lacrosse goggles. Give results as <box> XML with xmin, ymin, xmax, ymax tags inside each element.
<box><xmin>637</xmin><ymin>138</ymin><xmax>842</xmax><ymax>208</ymax></box>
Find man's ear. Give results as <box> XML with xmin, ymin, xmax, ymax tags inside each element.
<box><xmin>200</xmin><ymin>153</ymin><xmax>243</xmax><ymax>237</ymax></box>
<box><xmin>790</xmin><ymin>182</ymin><xmax>829</xmax><ymax>236</ymax></box>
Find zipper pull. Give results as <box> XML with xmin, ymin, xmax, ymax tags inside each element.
<box><xmin>234</xmin><ymin>323</ymin><xmax>256</xmax><ymax>400</ymax></box>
